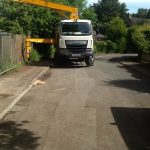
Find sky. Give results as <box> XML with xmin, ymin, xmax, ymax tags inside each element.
<box><xmin>88</xmin><ymin>0</ymin><xmax>150</xmax><ymax>13</ymax></box>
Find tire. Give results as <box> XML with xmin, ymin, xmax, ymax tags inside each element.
<box><xmin>85</xmin><ymin>55</ymin><xmax>95</xmax><ymax>66</ymax></box>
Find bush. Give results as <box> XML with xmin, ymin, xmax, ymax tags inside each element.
<box><xmin>116</xmin><ymin>37</ymin><xmax>127</xmax><ymax>53</ymax></box>
<box><xmin>106</xmin><ymin>17</ymin><xmax>127</xmax><ymax>52</ymax></box>
<box><xmin>94</xmin><ymin>41</ymin><xmax>107</xmax><ymax>53</ymax></box>
<box><xmin>49</xmin><ymin>45</ymin><xmax>56</xmax><ymax>58</ymax></box>
<box><xmin>131</xmin><ymin>24</ymin><xmax>150</xmax><ymax>53</ymax></box>
<box><xmin>125</xmin><ymin>27</ymin><xmax>137</xmax><ymax>53</ymax></box>
<box><xmin>94</xmin><ymin>40</ymin><xmax>118</xmax><ymax>53</ymax></box>
<box><xmin>29</xmin><ymin>48</ymin><xmax>41</xmax><ymax>62</ymax></box>
<box><xmin>105</xmin><ymin>40</ymin><xmax>118</xmax><ymax>53</ymax></box>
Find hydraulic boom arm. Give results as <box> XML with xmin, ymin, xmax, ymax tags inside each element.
<box><xmin>13</xmin><ymin>0</ymin><xmax>78</xmax><ymax>20</ymax></box>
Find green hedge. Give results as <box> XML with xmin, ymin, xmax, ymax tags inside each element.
<box><xmin>94</xmin><ymin>40</ymin><xmax>118</xmax><ymax>53</ymax></box>
<box><xmin>94</xmin><ymin>41</ymin><xmax>107</xmax><ymax>53</ymax></box>
<box><xmin>29</xmin><ymin>48</ymin><xmax>42</xmax><ymax>62</ymax></box>
<box><xmin>131</xmin><ymin>24</ymin><xmax>150</xmax><ymax>53</ymax></box>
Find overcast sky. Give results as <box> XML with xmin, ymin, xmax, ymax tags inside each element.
<box><xmin>88</xmin><ymin>0</ymin><xmax>150</xmax><ymax>13</ymax></box>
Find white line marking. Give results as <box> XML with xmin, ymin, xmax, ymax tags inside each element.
<box><xmin>0</xmin><ymin>67</ymin><xmax>49</xmax><ymax>120</ymax></box>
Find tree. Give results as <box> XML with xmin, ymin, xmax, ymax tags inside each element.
<box><xmin>146</xmin><ymin>9</ymin><xmax>150</xmax><ymax>19</ymax></box>
<box><xmin>120</xmin><ymin>3</ymin><xmax>129</xmax><ymax>24</ymax></box>
<box><xmin>134</xmin><ymin>8</ymin><xmax>149</xmax><ymax>19</ymax></box>
<box><xmin>0</xmin><ymin>0</ymin><xmax>26</xmax><ymax>34</ymax></box>
<box><xmin>0</xmin><ymin>0</ymin><xmax>87</xmax><ymax>36</ymax></box>
<box><xmin>51</xmin><ymin>0</ymin><xmax>87</xmax><ymax>14</ymax></box>
<box><xmin>93</xmin><ymin>0</ymin><xmax>128</xmax><ymax>23</ymax></box>
<box><xmin>106</xmin><ymin>17</ymin><xmax>127</xmax><ymax>52</ymax></box>
<box><xmin>81</xmin><ymin>7</ymin><xmax>98</xmax><ymax>29</ymax></box>
<box><xmin>132</xmin><ymin>24</ymin><xmax>150</xmax><ymax>53</ymax></box>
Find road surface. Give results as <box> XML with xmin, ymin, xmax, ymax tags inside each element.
<box><xmin>0</xmin><ymin>55</ymin><xmax>150</xmax><ymax>150</ymax></box>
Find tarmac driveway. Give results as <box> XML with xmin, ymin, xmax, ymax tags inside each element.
<box><xmin>0</xmin><ymin>54</ymin><xmax>150</xmax><ymax>150</ymax></box>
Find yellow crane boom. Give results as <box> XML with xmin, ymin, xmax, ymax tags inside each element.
<box><xmin>13</xmin><ymin>0</ymin><xmax>78</xmax><ymax>20</ymax></box>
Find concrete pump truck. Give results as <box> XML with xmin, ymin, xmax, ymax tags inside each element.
<box><xmin>13</xmin><ymin>0</ymin><xmax>95</xmax><ymax>66</ymax></box>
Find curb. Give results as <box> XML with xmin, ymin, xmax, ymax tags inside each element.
<box><xmin>0</xmin><ymin>65</ymin><xmax>17</xmax><ymax>76</ymax></box>
<box><xmin>0</xmin><ymin>67</ymin><xmax>49</xmax><ymax>120</ymax></box>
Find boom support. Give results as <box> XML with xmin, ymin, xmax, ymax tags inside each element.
<box><xmin>13</xmin><ymin>0</ymin><xmax>78</xmax><ymax>20</ymax></box>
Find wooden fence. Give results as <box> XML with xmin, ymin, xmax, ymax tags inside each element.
<box><xmin>0</xmin><ymin>33</ymin><xmax>25</xmax><ymax>74</ymax></box>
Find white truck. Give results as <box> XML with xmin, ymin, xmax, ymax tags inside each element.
<box><xmin>56</xmin><ymin>19</ymin><xmax>94</xmax><ymax>66</ymax></box>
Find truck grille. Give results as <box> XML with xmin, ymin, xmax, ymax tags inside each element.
<box><xmin>65</xmin><ymin>40</ymin><xmax>87</xmax><ymax>53</ymax></box>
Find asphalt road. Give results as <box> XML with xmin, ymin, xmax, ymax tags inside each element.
<box><xmin>0</xmin><ymin>55</ymin><xmax>150</xmax><ymax>150</ymax></box>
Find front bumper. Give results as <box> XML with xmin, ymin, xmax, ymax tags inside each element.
<box><xmin>55</xmin><ymin>48</ymin><xmax>94</xmax><ymax>59</ymax></box>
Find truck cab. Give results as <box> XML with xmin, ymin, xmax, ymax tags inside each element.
<box><xmin>55</xmin><ymin>19</ymin><xmax>95</xmax><ymax>66</ymax></box>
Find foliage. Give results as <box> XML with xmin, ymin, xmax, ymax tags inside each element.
<box><xmin>105</xmin><ymin>40</ymin><xmax>118</xmax><ymax>53</ymax></box>
<box><xmin>147</xmin><ymin>9</ymin><xmax>150</xmax><ymax>19</ymax></box>
<box><xmin>125</xmin><ymin>27</ymin><xmax>138</xmax><ymax>52</ymax></box>
<box><xmin>94</xmin><ymin>41</ymin><xmax>107</xmax><ymax>53</ymax></box>
<box><xmin>107</xmin><ymin>17</ymin><xmax>127</xmax><ymax>39</ymax></box>
<box><xmin>30</xmin><ymin>7</ymin><xmax>60</xmax><ymax>38</ymax></box>
<box><xmin>106</xmin><ymin>17</ymin><xmax>127</xmax><ymax>52</ymax></box>
<box><xmin>132</xmin><ymin>8</ymin><xmax>150</xmax><ymax>19</ymax></box>
<box><xmin>52</xmin><ymin>0</ymin><xmax>86</xmax><ymax>14</ymax></box>
<box><xmin>93</xmin><ymin>0</ymin><xmax>128</xmax><ymax>23</ymax></box>
<box><xmin>2</xmin><ymin>0</ymin><xmax>150</xmax><ymax>56</ymax></box>
<box><xmin>94</xmin><ymin>17</ymin><xmax>128</xmax><ymax>54</ymax></box>
<box><xmin>94</xmin><ymin>40</ymin><xmax>118</xmax><ymax>53</ymax></box>
<box><xmin>0</xmin><ymin>0</ymin><xmax>60</xmax><ymax>37</ymax></box>
<box><xmin>131</xmin><ymin>24</ymin><xmax>150</xmax><ymax>53</ymax></box>
<box><xmin>130</xmin><ymin>8</ymin><xmax>150</xmax><ymax>27</ymax></box>
<box><xmin>0</xmin><ymin>0</ymin><xmax>88</xmax><ymax>60</ymax></box>
<box><xmin>81</xmin><ymin>7</ymin><xmax>98</xmax><ymax>29</ymax></box>
<box><xmin>49</xmin><ymin>45</ymin><xmax>56</xmax><ymax>58</ymax></box>
<box><xmin>0</xmin><ymin>0</ymin><xmax>87</xmax><ymax>37</ymax></box>
<box><xmin>91</xmin><ymin>0</ymin><xmax>129</xmax><ymax>51</ymax></box>
<box><xmin>29</xmin><ymin>48</ymin><xmax>42</xmax><ymax>62</ymax></box>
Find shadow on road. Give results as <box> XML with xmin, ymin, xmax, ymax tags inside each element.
<box><xmin>27</xmin><ymin>60</ymin><xmax>87</xmax><ymax>69</ymax></box>
<box><xmin>111</xmin><ymin>107</ymin><xmax>150</xmax><ymax>150</ymax></box>
<box><xmin>95</xmin><ymin>54</ymin><xmax>139</xmax><ymax>62</ymax></box>
<box><xmin>105</xmin><ymin>78</ymin><xmax>150</xmax><ymax>93</ymax></box>
<box><xmin>108</xmin><ymin>55</ymin><xmax>139</xmax><ymax>63</ymax></box>
<box><xmin>108</xmin><ymin>55</ymin><xmax>150</xmax><ymax>77</ymax></box>
<box><xmin>0</xmin><ymin>121</ymin><xmax>40</xmax><ymax>150</ymax></box>
<box><xmin>103</xmin><ymin>55</ymin><xmax>150</xmax><ymax>93</ymax></box>
<box><xmin>51</xmin><ymin>60</ymin><xmax>87</xmax><ymax>69</ymax></box>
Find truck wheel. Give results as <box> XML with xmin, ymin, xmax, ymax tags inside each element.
<box><xmin>85</xmin><ymin>55</ymin><xmax>95</xmax><ymax>66</ymax></box>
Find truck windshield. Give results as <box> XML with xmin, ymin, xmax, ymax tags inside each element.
<box><xmin>61</xmin><ymin>22</ymin><xmax>92</xmax><ymax>36</ymax></box>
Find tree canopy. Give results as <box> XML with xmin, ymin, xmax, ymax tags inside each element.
<box><xmin>81</xmin><ymin>7</ymin><xmax>98</xmax><ymax>29</ymax></box>
<box><xmin>132</xmin><ymin>8</ymin><xmax>150</xmax><ymax>19</ymax></box>
<box><xmin>93</xmin><ymin>0</ymin><xmax>128</xmax><ymax>23</ymax></box>
<box><xmin>0</xmin><ymin>0</ymin><xmax>87</xmax><ymax>37</ymax></box>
